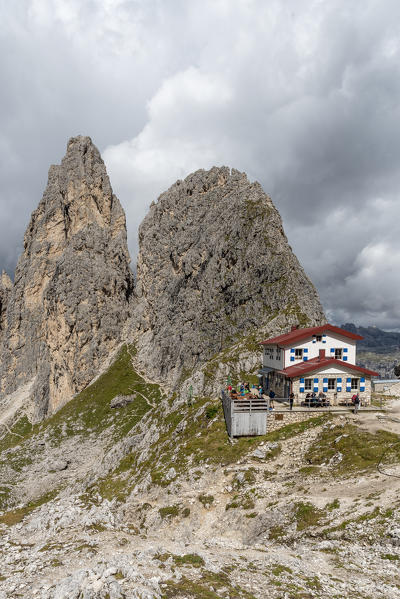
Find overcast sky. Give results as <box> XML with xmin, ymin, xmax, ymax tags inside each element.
<box><xmin>1</xmin><ymin>0</ymin><xmax>400</xmax><ymax>329</ymax></box>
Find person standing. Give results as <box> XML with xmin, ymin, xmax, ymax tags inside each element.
<box><xmin>354</xmin><ymin>392</ymin><xmax>360</xmax><ymax>414</ymax></box>
<box><xmin>289</xmin><ymin>392</ymin><xmax>294</xmax><ymax>411</ymax></box>
<box><xmin>269</xmin><ymin>389</ymin><xmax>275</xmax><ymax>410</ymax></box>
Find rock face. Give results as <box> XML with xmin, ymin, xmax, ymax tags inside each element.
<box><xmin>0</xmin><ymin>270</ymin><xmax>12</xmax><ymax>343</ymax></box>
<box><xmin>134</xmin><ymin>166</ymin><xmax>325</xmax><ymax>387</ymax></box>
<box><xmin>0</xmin><ymin>136</ymin><xmax>134</xmax><ymax>419</ymax></box>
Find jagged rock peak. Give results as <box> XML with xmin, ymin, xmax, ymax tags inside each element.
<box><xmin>134</xmin><ymin>166</ymin><xmax>326</xmax><ymax>387</ymax></box>
<box><xmin>0</xmin><ymin>136</ymin><xmax>134</xmax><ymax>419</ymax></box>
<box><xmin>24</xmin><ymin>135</ymin><xmax>125</xmax><ymax>253</ymax></box>
<box><xmin>1</xmin><ymin>270</ymin><xmax>12</xmax><ymax>289</ymax></box>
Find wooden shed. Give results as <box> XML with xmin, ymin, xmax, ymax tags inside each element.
<box><xmin>221</xmin><ymin>390</ymin><xmax>268</xmax><ymax>437</ymax></box>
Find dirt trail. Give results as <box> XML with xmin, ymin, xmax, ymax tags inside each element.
<box><xmin>356</xmin><ymin>399</ymin><xmax>400</xmax><ymax>435</ymax></box>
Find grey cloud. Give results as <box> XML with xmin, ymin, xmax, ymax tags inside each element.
<box><xmin>1</xmin><ymin>0</ymin><xmax>400</xmax><ymax>329</ymax></box>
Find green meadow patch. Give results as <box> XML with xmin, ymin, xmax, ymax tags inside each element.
<box><xmin>306</xmin><ymin>424</ymin><xmax>400</xmax><ymax>475</ymax></box>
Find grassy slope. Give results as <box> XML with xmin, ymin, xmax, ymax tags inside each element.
<box><xmin>0</xmin><ymin>345</ymin><xmax>164</xmax><ymax>513</ymax></box>
<box><xmin>1</xmin><ymin>345</ymin><xmax>400</xmax><ymax>531</ymax></box>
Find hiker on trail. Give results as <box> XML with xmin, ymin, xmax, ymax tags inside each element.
<box><xmin>354</xmin><ymin>393</ymin><xmax>360</xmax><ymax>414</ymax></box>
<box><xmin>269</xmin><ymin>389</ymin><xmax>275</xmax><ymax>409</ymax></box>
<box><xmin>289</xmin><ymin>392</ymin><xmax>294</xmax><ymax>411</ymax></box>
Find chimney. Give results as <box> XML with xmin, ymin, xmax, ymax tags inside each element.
<box><xmin>291</xmin><ymin>325</ymin><xmax>299</xmax><ymax>331</ymax></box>
<box><xmin>319</xmin><ymin>349</ymin><xmax>325</xmax><ymax>360</ymax></box>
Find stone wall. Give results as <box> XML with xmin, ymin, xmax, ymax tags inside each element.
<box><xmin>381</xmin><ymin>380</ymin><xmax>400</xmax><ymax>396</ymax></box>
<box><xmin>266</xmin><ymin>410</ymin><xmax>319</xmax><ymax>432</ymax></box>
<box><xmin>291</xmin><ymin>377</ymin><xmax>372</xmax><ymax>405</ymax></box>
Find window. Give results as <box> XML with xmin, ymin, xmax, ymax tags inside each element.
<box><xmin>328</xmin><ymin>379</ymin><xmax>336</xmax><ymax>390</ymax></box>
<box><xmin>305</xmin><ymin>378</ymin><xmax>312</xmax><ymax>390</ymax></box>
<box><xmin>351</xmin><ymin>378</ymin><xmax>359</xmax><ymax>390</ymax></box>
<box><xmin>316</xmin><ymin>335</ymin><xmax>322</xmax><ymax>342</ymax></box>
<box><xmin>295</xmin><ymin>348</ymin><xmax>303</xmax><ymax>359</ymax></box>
<box><xmin>264</xmin><ymin>347</ymin><xmax>274</xmax><ymax>359</ymax></box>
<box><xmin>334</xmin><ymin>348</ymin><xmax>343</xmax><ymax>360</ymax></box>
<box><xmin>276</xmin><ymin>348</ymin><xmax>281</xmax><ymax>360</ymax></box>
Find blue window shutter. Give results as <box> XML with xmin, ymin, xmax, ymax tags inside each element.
<box><xmin>330</xmin><ymin>347</ymin><xmax>335</xmax><ymax>352</ymax></box>
<box><xmin>337</xmin><ymin>378</ymin><xmax>342</xmax><ymax>383</ymax></box>
<box><xmin>290</xmin><ymin>348</ymin><xmax>295</xmax><ymax>353</ymax></box>
<box><xmin>343</xmin><ymin>356</ymin><xmax>348</xmax><ymax>361</ymax></box>
<box><xmin>300</xmin><ymin>378</ymin><xmax>305</xmax><ymax>383</ymax></box>
<box><xmin>347</xmin><ymin>377</ymin><xmax>351</xmax><ymax>382</ymax></box>
<box><xmin>343</xmin><ymin>348</ymin><xmax>348</xmax><ymax>353</ymax></box>
<box><xmin>323</xmin><ymin>378</ymin><xmax>328</xmax><ymax>383</ymax></box>
<box><xmin>303</xmin><ymin>348</ymin><xmax>308</xmax><ymax>353</ymax></box>
<box><xmin>303</xmin><ymin>357</ymin><xmax>308</xmax><ymax>361</ymax></box>
<box><xmin>314</xmin><ymin>378</ymin><xmax>318</xmax><ymax>383</ymax></box>
<box><xmin>360</xmin><ymin>377</ymin><xmax>365</xmax><ymax>382</ymax></box>
<box><xmin>290</xmin><ymin>356</ymin><xmax>295</xmax><ymax>362</ymax></box>
<box><xmin>322</xmin><ymin>334</ymin><xmax>327</xmax><ymax>343</ymax></box>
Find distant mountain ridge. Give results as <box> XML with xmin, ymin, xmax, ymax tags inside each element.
<box><xmin>341</xmin><ymin>323</ymin><xmax>400</xmax><ymax>354</ymax></box>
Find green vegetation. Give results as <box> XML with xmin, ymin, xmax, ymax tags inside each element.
<box><xmin>267</xmin><ymin>415</ymin><xmax>330</xmax><ymax>442</ymax></box>
<box><xmin>0</xmin><ymin>488</ymin><xmax>59</xmax><ymax>526</ymax></box>
<box><xmin>306</xmin><ymin>424</ymin><xmax>400</xmax><ymax>475</ymax></box>
<box><xmin>201</xmin><ymin>327</ymin><xmax>268</xmax><ymax>386</ymax></box>
<box><xmin>95</xmin><ymin>476</ymin><xmax>131</xmax><ymax>503</ymax></box>
<box><xmin>381</xmin><ymin>554</ymin><xmax>400</xmax><ymax>561</ymax></box>
<box><xmin>159</xmin><ymin>505</ymin><xmax>181</xmax><ymax>519</ymax></box>
<box><xmin>41</xmin><ymin>345</ymin><xmax>162</xmax><ymax>444</ymax></box>
<box><xmin>0</xmin><ymin>485</ymin><xmax>12</xmax><ymax>511</ymax></box>
<box><xmin>321</xmin><ymin>506</ymin><xmax>394</xmax><ymax>538</ymax></box>
<box><xmin>141</xmin><ymin>404</ymin><xmax>330</xmax><ymax>491</ymax></box>
<box><xmin>173</xmin><ymin>554</ymin><xmax>205</xmax><ymax>568</ymax></box>
<box><xmin>302</xmin><ymin>576</ymin><xmax>322</xmax><ymax>591</ymax></box>
<box><xmin>0</xmin><ymin>415</ymin><xmax>33</xmax><ymax>454</ymax></box>
<box><xmin>293</xmin><ymin>501</ymin><xmax>325</xmax><ymax>531</ymax></box>
<box><xmin>326</xmin><ymin>498</ymin><xmax>340</xmax><ymax>511</ymax></box>
<box><xmin>271</xmin><ymin>565</ymin><xmax>293</xmax><ymax>576</ymax></box>
<box><xmin>198</xmin><ymin>494</ymin><xmax>214</xmax><ymax>507</ymax></box>
<box><xmin>161</xmin><ymin>569</ymin><xmax>257</xmax><ymax>599</ymax></box>
<box><xmin>268</xmin><ymin>525</ymin><xmax>285</xmax><ymax>540</ymax></box>
<box><xmin>0</xmin><ymin>344</ymin><xmax>164</xmax><ymax>504</ymax></box>
<box><xmin>49</xmin><ymin>558</ymin><xmax>63</xmax><ymax>568</ymax></box>
<box><xmin>226</xmin><ymin>493</ymin><xmax>255</xmax><ymax>511</ymax></box>
<box><xmin>233</xmin><ymin>468</ymin><xmax>257</xmax><ymax>489</ymax></box>
<box><xmin>205</xmin><ymin>405</ymin><xmax>219</xmax><ymax>420</ymax></box>
<box><xmin>282</xmin><ymin>304</ymin><xmax>312</xmax><ymax>328</ymax></box>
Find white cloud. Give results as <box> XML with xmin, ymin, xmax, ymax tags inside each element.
<box><xmin>1</xmin><ymin>0</ymin><xmax>400</xmax><ymax>329</ymax></box>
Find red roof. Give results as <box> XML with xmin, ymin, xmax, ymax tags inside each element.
<box><xmin>260</xmin><ymin>324</ymin><xmax>363</xmax><ymax>346</ymax></box>
<box><xmin>278</xmin><ymin>356</ymin><xmax>378</xmax><ymax>378</ymax></box>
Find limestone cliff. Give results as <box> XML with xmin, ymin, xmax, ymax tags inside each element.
<box><xmin>134</xmin><ymin>166</ymin><xmax>326</xmax><ymax>387</ymax></box>
<box><xmin>0</xmin><ymin>136</ymin><xmax>134</xmax><ymax>419</ymax></box>
<box><xmin>0</xmin><ymin>270</ymin><xmax>12</xmax><ymax>343</ymax></box>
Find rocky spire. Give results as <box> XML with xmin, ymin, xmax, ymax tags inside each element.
<box><xmin>134</xmin><ymin>166</ymin><xmax>326</xmax><ymax>387</ymax></box>
<box><xmin>0</xmin><ymin>136</ymin><xmax>134</xmax><ymax>419</ymax></box>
